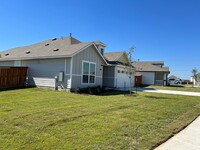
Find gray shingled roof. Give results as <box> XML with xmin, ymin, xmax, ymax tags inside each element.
<box><xmin>132</xmin><ymin>61</ymin><xmax>169</xmax><ymax>72</ymax></box>
<box><xmin>0</xmin><ymin>37</ymin><xmax>95</xmax><ymax>61</ymax></box>
<box><xmin>104</xmin><ymin>52</ymin><xmax>124</xmax><ymax>62</ymax></box>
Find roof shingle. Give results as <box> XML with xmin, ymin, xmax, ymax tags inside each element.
<box><xmin>104</xmin><ymin>52</ymin><xmax>124</xmax><ymax>62</ymax></box>
<box><xmin>0</xmin><ymin>37</ymin><xmax>92</xmax><ymax>61</ymax></box>
<box><xmin>132</xmin><ymin>61</ymin><xmax>169</xmax><ymax>72</ymax></box>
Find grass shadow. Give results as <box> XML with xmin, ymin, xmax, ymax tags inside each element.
<box><xmin>167</xmin><ymin>85</ymin><xmax>184</xmax><ymax>88</ymax></box>
<box><xmin>99</xmin><ymin>90</ymin><xmax>136</xmax><ymax>96</ymax></box>
<box><xmin>0</xmin><ymin>86</ymin><xmax>35</xmax><ymax>92</ymax></box>
<box><xmin>145</xmin><ymin>95</ymin><xmax>173</xmax><ymax>100</ymax></box>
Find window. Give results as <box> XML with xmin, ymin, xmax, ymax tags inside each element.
<box><xmin>100</xmin><ymin>48</ymin><xmax>104</xmax><ymax>55</ymax></box>
<box><xmin>82</xmin><ymin>61</ymin><xmax>96</xmax><ymax>84</ymax></box>
<box><xmin>118</xmin><ymin>70</ymin><xmax>120</xmax><ymax>73</ymax></box>
<box><xmin>14</xmin><ymin>60</ymin><xmax>21</xmax><ymax>66</ymax></box>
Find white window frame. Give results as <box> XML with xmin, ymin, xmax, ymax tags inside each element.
<box><xmin>81</xmin><ymin>60</ymin><xmax>96</xmax><ymax>85</ymax></box>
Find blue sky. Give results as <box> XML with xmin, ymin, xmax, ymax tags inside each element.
<box><xmin>0</xmin><ymin>0</ymin><xmax>200</xmax><ymax>79</ymax></box>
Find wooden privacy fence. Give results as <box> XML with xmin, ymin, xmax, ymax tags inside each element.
<box><xmin>0</xmin><ymin>67</ymin><xmax>28</xmax><ymax>88</ymax></box>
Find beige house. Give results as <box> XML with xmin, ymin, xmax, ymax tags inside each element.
<box><xmin>132</xmin><ymin>61</ymin><xmax>170</xmax><ymax>86</ymax></box>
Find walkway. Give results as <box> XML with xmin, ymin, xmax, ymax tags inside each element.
<box><xmin>134</xmin><ymin>88</ymin><xmax>200</xmax><ymax>97</ymax></box>
<box><xmin>155</xmin><ymin>116</ymin><xmax>200</xmax><ymax>150</ymax></box>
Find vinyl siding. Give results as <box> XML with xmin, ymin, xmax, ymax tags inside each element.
<box><xmin>28</xmin><ymin>77</ymin><xmax>55</xmax><ymax>88</ymax></box>
<box><xmin>71</xmin><ymin>45</ymin><xmax>104</xmax><ymax>89</ymax></box>
<box><xmin>65</xmin><ymin>58</ymin><xmax>71</xmax><ymax>74</ymax></box>
<box><xmin>0</xmin><ymin>61</ymin><xmax>14</xmax><ymax>66</ymax></box>
<box><xmin>72</xmin><ymin>45</ymin><xmax>103</xmax><ymax>76</ymax></box>
<box><xmin>21</xmin><ymin>58</ymin><xmax>71</xmax><ymax>89</ymax></box>
<box><xmin>71</xmin><ymin>75</ymin><xmax>102</xmax><ymax>89</ymax></box>
<box><xmin>103</xmin><ymin>66</ymin><xmax>115</xmax><ymax>87</ymax></box>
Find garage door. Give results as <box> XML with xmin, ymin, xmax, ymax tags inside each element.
<box><xmin>116</xmin><ymin>70</ymin><xmax>133</xmax><ymax>88</ymax></box>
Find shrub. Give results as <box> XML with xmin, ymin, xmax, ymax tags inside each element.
<box><xmin>96</xmin><ymin>86</ymin><xmax>102</xmax><ymax>94</ymax></box>
<box><xmin>75</xmin><ymin>87</ymin><xmax>81</xmax><ymax>93</ymax></box>
<box><xmin>88</xmin><ymin>87</ymin><xmax>94</xmax><ymax>95</ymax></box>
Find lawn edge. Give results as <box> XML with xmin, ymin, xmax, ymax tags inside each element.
<box><xmin>150</xmin><ymin>113</ymin><xmax>200</xmax><ymax>150</ymax></box>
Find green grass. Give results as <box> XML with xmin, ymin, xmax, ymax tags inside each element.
<box><xmin>144</xmin><ymin>85</ymin><xmax>200</xmax><ymax>92</ymax></box>
<box><xmin>0</xmin><ymin>88</ymin><xmax>200</xmax><ymax>150</ymax></box>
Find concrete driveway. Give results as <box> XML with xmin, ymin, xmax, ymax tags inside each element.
<box><xmin>135</xmin><ymin>88</ymin><xmax>200</xmax><ymax>97</ymax></box>
<box><xmin>155</xmin><ymin>116</ymin><xmax>200</xmax><ymax>150</ymax></box>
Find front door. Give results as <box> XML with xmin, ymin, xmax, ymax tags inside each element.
<box><xmin>135</xmin><ymin>76</ymin><xmax>142</xmax><ymax>87</ymax></box>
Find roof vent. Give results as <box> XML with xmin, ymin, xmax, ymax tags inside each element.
<box><xmin>26</xmin><ymin>51</ymin><xmax>30</xmax><ymax>54</ymax></box>
<box><xmin>53</xmin><ymin>48</ymin><xmax>59</xmax><ymax>52</ymax></box>
<box><xmin>52</xmin><ymin>38</ymin><xmax>57</xmax><ymax>41</ymax></box>
<box><xmin>45</xmin><ymin>43</ymin><xmax>49</xmax><ymax>46</ymax></box>
<box><xmin>5</xmin><ymin>53</ymin><xmax>9</xmax><ymax>56</ymax></box>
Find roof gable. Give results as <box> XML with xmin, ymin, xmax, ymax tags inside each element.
<box><xmin>72</xmin><ymin>43</ymin><xmax>108</xmax><ymax>65</ymax></box>
<box><xmin>104</xmin><ymin>52</ymin><xmax>123</xmax><ymax>62</ymax></box>
<box><xmin>117</xmin><ymin>53</ymin><xmax>129</xmax><ymax>64</ymax></box>
<box><xmin>104</xmin><ymin>52</ymin><xmax>129</xmax><ymax>63</ymax></box>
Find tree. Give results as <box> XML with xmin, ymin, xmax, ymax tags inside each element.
<box><xmin>192</xmin><ymin>68</ymin><xmax>198</xmax><ymax>86</ymax></box>
<box><xmin>125</xmin><ymin>46</ymin><xmax>136</xmax><ymax>95</ymax></box>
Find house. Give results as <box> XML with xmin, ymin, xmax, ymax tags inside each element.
<box><xmin>191</xmin><ymin>73</ymin><xmax>200</xmax><ymax>86</ymax></box>
<box><xmin>103</xmin><ymin>52</ymin><xmax>135</xmax><ymax>89</ymax></box>
<box><xmin>0</xmin><ymin>36</ymin><xmax>134</xmax><ymax>91</ymax></box>
<box><xmin>168</xmin><ymin>75</ymin><xmax>181</xmax><ymax>84</ymax></box>
<box><xmin>132</xmin><ymin>61</ymin><xmax>170</xmax><ymax>86</ymax></box>
<box><xmin>168</xmin><ymin>75</ymin><xmax>179</xmax><ymax>80</ymax></box>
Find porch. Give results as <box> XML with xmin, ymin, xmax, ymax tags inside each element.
<box><xmin>155</xmin><ymin>72</ymin><xmax>168</xmax><ymax>86</ymax></box>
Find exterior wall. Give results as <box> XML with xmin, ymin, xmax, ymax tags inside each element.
<box><xmin>21</xmin><ymin>58</ymin><xmax>71</xmax><ymax>89</ymax></box>
<box><xmin>71</xmin><ymin>75</ymin><xmax>102</xmax><ymax>89</ymax></box>
<box><xmin>71</xmin><ymin>45</ymin><xmax>105</xmax><ymax>89</ymax></box>
<box><xmin>103</xmin><ymin>66</ymin><xmax>116</xmax><ymax>88</ymax></box>
<box><xmin>154</xmin><ymin>64</ymin><xmax>162</xmax><ymax>68</ymax></box>
<box><xmin>0</xmin><ymin>58</ymin><xmax>71</xmax><ymax>89</ymax></box>
<box><xmin>138</xmin><ymin>72</ymin><xmax>155</xmax><ymax>85</ymax></box>
<box><xmin>0</xmin><ymin>61</ymin><xmax>14</xmax><ymax>66</ymax></box>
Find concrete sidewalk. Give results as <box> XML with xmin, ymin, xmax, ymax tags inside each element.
<box><xmin>155</xmin><ymin>116</ymin><xmax>200</xmax><ymax>150</ymax></box>
<box><xmin>134</xmin><ymin>88</ymin><xmax>200</xmax><ymax>97</ymax></box>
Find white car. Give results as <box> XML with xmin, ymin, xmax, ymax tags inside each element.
<box><xmin>174</xmin><ymin>79</ymin><xmax>182</xmax><ymax>84</ymax></box>
<box><xmin>168</xmin><ymin>78</ymin><xmax>182</xmax><ymax>85</ymax></box>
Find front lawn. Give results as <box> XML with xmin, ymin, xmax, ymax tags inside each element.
<box><xmin>143</xmin><ymin>85</ymin><xmax>200</xmax><ymax>92</ymax></box>
<box><xmin>0</xmin><ymin>88</ymin><xmax>199</xmax><ymax>150</ymax></box>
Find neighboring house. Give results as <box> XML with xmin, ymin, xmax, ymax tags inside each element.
<box><xmin>191</xmin><ymin>73</ymin><xmax>200</xmax><ymax>86</ymax></box>
<box><xmin>168</xmin><ymin>75</ymin><xmax>181</xmax><ymax>85</ymax></box>
<box><xmin>0</xmin><ymin>36</ymin><xmax>108</xmax><ymax>91</ymax></box>
<box><xmin>168</xmin><ymin>75</ymin><xmax>179</xmax><ymax>80</ymax></box>
<box><xmin>132</xmin><ymin>61</ymin><xmax>170</xmax><ymax>86</ymax></box>
<box><xmin>103</xmin><ymin>52</ymin><xmax>135</xmax><ymax>89</ymax></box>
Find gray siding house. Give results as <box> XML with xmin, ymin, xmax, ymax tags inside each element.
<box><xmin>0</xmin><ymin>36</ymin><xmax>108</xmax><ymax>91</ymax></box>
<box><xmin>103</xmin><ymin>52</ymin><xmax>135</xmax><ymax>89</ymax></box>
